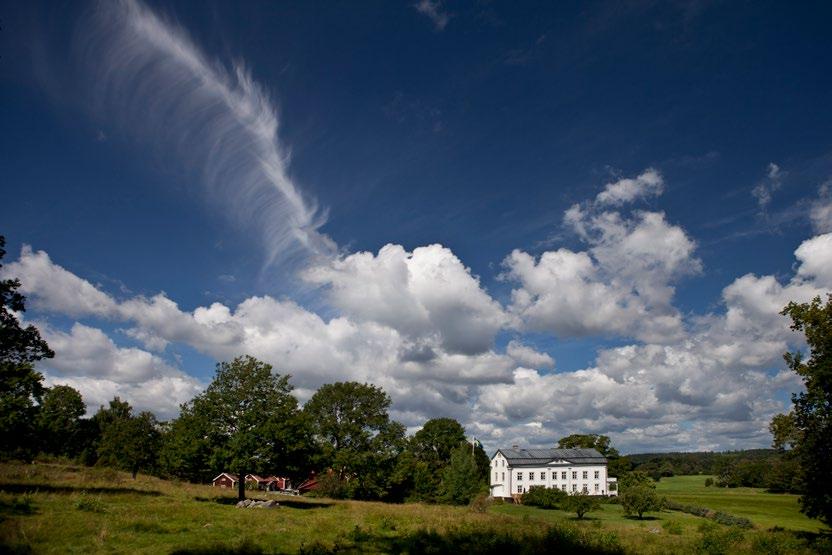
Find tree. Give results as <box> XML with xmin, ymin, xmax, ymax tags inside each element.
<box><xmin>620</xmin><ymin>485</ymin><xmax>663</xmax><ymax>519</ymax></box>
<box><xmin>95</xmin><ymin>399</ymin><xmax>161</xmax><ymax>478</ymax></box>
<box><xmin>619</xmin><ymin>470</ymin><xmax>663</xmax><ymax>519</ymax></box>
<box><xmin>0</xmin><ymin>236</ymin><xmax>54</xmax><ymax>460</ymax></box>
<box><xmin>184</xmin><ymin>356</ymin><xmax>311</xmax><ymax>500</ymax></box>
<box><xmin>564</xmin><ymin>492</ymin><xmax>602</xmax><ymax>519</ymax></box>
<box><xmin>522</xmin><ymin>485</ymin><xmax>566</xmax><ymax>509</ymax></box>
<box><xmin>411</xmin><ymin>418</ymin><xmax>466</xmax><ymax>468</ymax></box>
<box><xmin>771</xmin><ymin>295</ymin><xmax>832</xmax><ymax>523</ymax></box>
<box><xmin>304</xmin><ymin>382</ymin><xmax>405</xmax><ymax>499</ymax></box>
<box><xmin>557</xmin><ymin>434</ymin><xmax>620</xmax><ymax>458</ymax></box>
<box><xmin>439</xmin><ymin>442</ymin><xmax>485</xmax><ymax>505</ymax></box>
<box><xmin>37</xmin><ymin>385</ymin><xmax>85</xmax><ymax>457</ymax></box>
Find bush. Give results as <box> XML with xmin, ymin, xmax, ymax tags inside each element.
<box><xmin>696</xmin><ymin>522</ymin><xmax>744</xmax><ymax>555</ymax></box>
<box><xmin>563</xmin><ymin>492</ymin><xmax>602</xmax><ymax>519</ymax></box>
<box><xmin>664</xmin><ymin>499</ymin><xmax>753</xmax><ymax>528</ymax></box>
<box><xmin>308</xmin><ymin>472</ymin><xmax>347</xmax><ymax>499</ymax></box>
<box><xmin>704</xmin><ymin>477</ymin><xmax>714</xmax><ymax>487</ymax></box>
<box><xmin>469</xmin><ymin>492</ymin><xmax>492</xmax><ymax>513</ymax></box>
<box><xmin>620</xmin><ymin>486</ymin><xmax>663</xmax><ymax>519</ymax></box>
<box><xmin>74</xmin><ymin>493</ymin><xmax>105</xmax><ymax>513</ymax></box>
<box><xmin>522</xmin><ymin>486</ymin><xmax>566</xmax><ymax>509</ymax></box>
<box><xmin>661</xmin><ymin>520</ymin><xmax>683</xmax><ymax>535</ymax></box>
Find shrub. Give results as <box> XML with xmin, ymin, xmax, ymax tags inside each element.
<box><xmin>665</xmin><ymin>499</ymin><xmax>753</xmax><ymax>528</ymax></box>
<box><xmin>563</xmin><ymin>492</ymin><xmax>602</xmax><ymax>519</ymax></box>
<box><xmin>469</xmin><ymin>492</ymin><xmax>492</xmax><ymax>513</ymax></box>
<box><xmin>661</xmin><ymin>520</ymin><xmax>683</xmax><ymax>535</ymax></box>
<box><xmin>704</xmin><ymin>477</ymin><xmax>714</xmax><ymax>487</ymax></box>
<box><xmin>696</xmin><ymin>522</ymin><xmax>744</xmax><ymax>555</ymax></box>
<box><xmin>522</xmin><ymin>485</ymin><xmax>566</xmax><ymax>509</ymax></box>
<box><xmin>308</xmin><ymin>472</ymin><xmax>347</xmax><ymax>499</ymax></box>
<box><xmin>620</xmin><ymin>486</ymin><xmax>663</xmax><ymax>519</ymax></box>
<box><xmin>74</xmin><ymin>493</ymin><xmax>105</xmax><ymax>513</ymax></box>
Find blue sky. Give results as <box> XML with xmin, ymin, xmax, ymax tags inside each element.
<box><xmin>2</xmin><ymin>0</ymin><xmax>831</xmax><ymax>453</ymax></box>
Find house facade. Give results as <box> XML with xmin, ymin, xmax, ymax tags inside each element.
<box><xmin>245</xmin><ymin>474</ymin><xmax>292</xmax><ymax>491</ymax></box>
<box><xmin>490</xmin><ymin>447</ymin><xmax>617</xmax><ymax>499</ymax></box>
<box><xmin>212</xmin><ymin>472</ymin><xmax>238</xmax><ymax>488</ymax></box>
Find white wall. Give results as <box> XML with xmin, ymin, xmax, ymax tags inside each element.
<box><xmin>490</xmin><ymin>453</ymin><xmax>612</xmax><ymax>497</ymax></box>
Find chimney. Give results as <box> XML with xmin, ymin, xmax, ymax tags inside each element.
<box><xmin>512</xmin><ymin>445</ymin><xmax>519</xmax><ymax>450</ymax></box>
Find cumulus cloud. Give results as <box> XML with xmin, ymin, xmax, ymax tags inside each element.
<box><xmin>2</xmin><ymin>246</ymin><xmax>118</xmax><ymax>317</ymax></box>
<box><xmin>794</xmin><ymin>233</ymin><xmax>832</xmax><ymax>287</ymax></box>
<box><xmin>505</xmin><ymin>170</ymin><xmax>700</xmax><ymax>343</ymax></box>
<box><xmin>595</xmin><ymin>168</ymin><xmax>664</xmax><ymax>206</ymax></box>
<box><xmin>304</xmin><ymin>244</ymin><xmax>511</xmax><ymax>355</ymax></box>
<box><xmin>78</xmin><ymin>0</ymin><xmax>332</xmax><ymax>265</ymax></box>
<box><xmin>506</xmin><ymin>340</ymin><xmax>554</xmax><ymax>369</ymax></box>
<box><xmin>6</xmin><ymin>179</ymin><xmax>830</xmax><ymax>451</ymax></box>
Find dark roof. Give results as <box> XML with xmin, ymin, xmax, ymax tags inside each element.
<box><xmin>494</xmin><ymin>448</ymin><xmax>607</xmax><ymax>466</ymax></box>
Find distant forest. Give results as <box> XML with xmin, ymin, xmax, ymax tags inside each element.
<box><xmin>614</xmin><ymin>449</ymin><xmax>800</xmax><ymax>493</ymax></box>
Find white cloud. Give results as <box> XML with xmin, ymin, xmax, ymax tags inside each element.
<box><xmin>506</xmin><ymin>340</ymin><xmax>554</xmax><ymax>369</ymax></box>
<box><xmin>1</xmin><ymin>246</ymin><xmax>118</xmax><ymax>317</ymax></box>
<box><xmin>414</xmin><ymin>0</ymin><xmax>450</xmax><ymax>31</ymax></box>
<box><xmin>595</xmin><ymin>168</ymin><xmax>664</xmax><ymax>206</ymax></box>
<box><xmin>751</xmin><ymin>162</ymin><xmax>784</xmax><ymax>211</ymax></box>
<box><xmin>304</xmin><ymin>244</ymin><xmax>511</xmax><ymax>355</ymax></box>
<box><xmin>8</xmin><ymin>179</ymin><xmax>831</xmax><ymax>452</ymax></box>
<box><xmin>810</xmin><ymin>182</ymin><xmax>832</xmax><ymax>233</ymax></box>
<box><xmin>794</xmin><ymin>233</ymin><xmax>832</xmax><ymax>288</ymax></box>
<box><xmin>505</xmin><ymin>171</ymin><xmax>700</xmax><ymax>343</ymax></box>
<box><xmin>79</xmin><ymin>0</ymin><xmax>333</xmax><ymax>265</ymax></box>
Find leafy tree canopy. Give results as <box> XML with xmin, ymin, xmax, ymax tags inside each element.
<box><xmin>556</xmin><ymin>434</ymin><xmax>619</xmax><ymax>458</ymax></box>
<box><xmin>37</xmin><ymin>384</ymin><xmax>86</xmax><ymax>457</ymax></box>
<box><xmin>564</xmin><ymin>492</ymin><xmax>602</xmax><ymax>519</ymax></box>
<box><xmin>183</xmin><ymin>355</ymin><xmax>310</xmax><ymax>499</ymax></box>
<box><xmin>304</xmin><ymin>381</ymin><xmax>405</xmax><ymax>499</ymax></box>
<box><xmin>772</xmin><ymin>294</ymin><xmax>832</xmax><ymax>523</ymax></box>
<box><xmin>0</xmin><ymin>236</ymin><xmax>53</xmax><ymax>459</ymax></box>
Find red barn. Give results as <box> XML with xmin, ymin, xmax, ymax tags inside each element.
<box><xmin>212</xmin><ymin>473</ymin><xmax>238</xmax><ymax>488</ymax></box>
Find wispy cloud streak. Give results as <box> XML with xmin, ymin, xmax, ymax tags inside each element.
<box><xmin>80</xmin><ymin>0</ymin><xmax>331</xmax><ymax>265</ymax></box>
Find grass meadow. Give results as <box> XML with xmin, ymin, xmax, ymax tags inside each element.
<box><xmin>0</xmin><ymin>463</ymin><xmax>829</xmax><ymax>554</ymax></box>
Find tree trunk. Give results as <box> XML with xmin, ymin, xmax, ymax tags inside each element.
<box><xmin>238</xmin><ymin>469</ymin><xmax>246</xmax><ymax>501</ymax></box>
<box><xmin>132</xmin><ymin>465</ymin><xmax>138</xmax><ymax>479</ymax></box>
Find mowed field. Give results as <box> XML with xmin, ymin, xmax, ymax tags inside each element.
<box><xmin>0</xmin><ymin>463</ymin><xmax>829</xmax><ymax>554</ymax></box>
<box><xmin>655</xmin><ymin>475</ymin><xmax>825</xmax><ymax>533</ymax></box>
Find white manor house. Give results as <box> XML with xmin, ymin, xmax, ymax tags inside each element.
<box><xmin>490</xmin><ymin>447</ymin><xmax>618</xmax><ymax>499</ymax></box>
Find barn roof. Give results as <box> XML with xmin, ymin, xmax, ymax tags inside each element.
<box><xmin>494</xmin><ymin>448</ymin><xmax>607</xmax><ymax>466</ymax></box>
<box><xmin>213</xmin><ymin>472</ymin><xmax>238</xmax><ymax>482</ymax></box>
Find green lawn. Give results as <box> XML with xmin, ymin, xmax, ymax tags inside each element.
<box><xmin>0</xmin><ymin>464</ymin><xmax>829</xmax><ymax>554</ymax></box>
<box><xmin>656</xmin><ymin>475</ymin><xmax>825</xmax><ymax>533</ymax></box>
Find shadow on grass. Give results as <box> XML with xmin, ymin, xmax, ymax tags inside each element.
<box><xmin>169</xmin><ymin>527</ymin><xmax>624</xmax><ymax>555</ymax></box>
<box><xmin>0</xmin><ymin>483</ymin><xmax>163</xmax><ymax>497</ymax></box>
<box><xmin>193</xmin><ymin>496</ymin><xmax>333</xmax><ymax>510</ymax></box>
<box><xmin>623</xmin><ymin>515</ymin><xmax>659</xmax><ymax>521</ymax></box>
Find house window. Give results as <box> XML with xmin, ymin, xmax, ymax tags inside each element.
<box><xmin>517</xmin><ymin>472</ymin><xmax>523</xmax><ymax>481</ymax></box>
<box><xmin>494</xmin><ymin>472</ymin><xmax>497</xmax><ymax>482</ymax></box>
<box><xmin>561</xmin><ymin>471</ymin><xmax>567</xmax><ymax>480</ymax></box>
<box><xmin>582</xmin><ymin>471</ymin><xmax>588</xmax><ymax>479</ymax></box>
<box><xmin>529</xmin><ymin>472</ymin><xmax>534</xmax><ymax>480</ymax></box>
<box><xmin>595</xmin><ymin>484</ymin><xmax>599</xmax><ymax>492</ymax></box>
<box><xmin>595</xmin><ymin>471</ymin><xmax>600</xmax><ymax>479</ymax></box>
<box><xmin>502</xmin><ymin>472</ymin><xmax>505</xmax><ymax>481</ymax></box>
<box><xmin>583</xmin><ymin>485</ymin><xmax>588</xmax><ymax>493</ymax></box>
<box><xmin>572</xmin><ymin>471</ymin><xmax>577</xmax><ymax>480</ymax></box>
<box><xmin>572</xmin><ymin>484</ymin><xmax>577</xmax><ymax>492</ymax></box>
<box><xmin>552</xmin><ymin>472</ymin><xmax>557</xmax><ymax>480</ymax></box>
<box><xmin>562</xmin><ymin>485</ymin><xmax>567</xmax><ymax>491</ymax></box>
<box><xmin>517</xmin><ymin>485</ymin><xmax>523</xmax><ymax>493</ymax></box>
